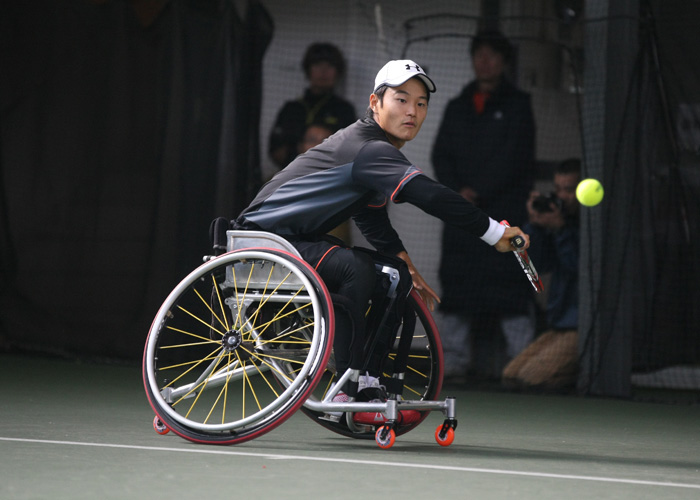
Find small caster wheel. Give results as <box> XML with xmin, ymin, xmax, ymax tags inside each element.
<box><xmin>435</xmin><ymin>424</ymin><xmax>455</xmax><ymax>447</ymax></box>
<box><xmin>153</xmin><ymin>415</ymin><xmax>170</xmax><ymax>435</ymax></box>
<box><xmin>375</xmin><ymin>425</ymin><xmax>396</xmax><ymax>449</ymax></box>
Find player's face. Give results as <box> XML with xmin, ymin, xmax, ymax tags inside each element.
<box><xmin>370</xmin><ymin>78</ymin><xmax>429</xmax><ymax>149</ymax></box>
<box><xmin>554</xmin><ymin>172</ymin><xmax>580</xmax><ymax>214</ymax></box>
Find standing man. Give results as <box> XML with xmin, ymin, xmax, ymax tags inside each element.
<box><xmin>235</xmin><ymin>60</ymin><xmax>530</xmax><ymax>398</ymax></box>
<box><xmin>432</xmin><ymin>30</ymin><xmax>536</xmax><ymax>380</ymax></box>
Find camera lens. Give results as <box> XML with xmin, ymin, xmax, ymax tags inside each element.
<box><xmin>532</xmin><ymin>193</ymin><xmax>559</xmax><ymax>212</ymax></box>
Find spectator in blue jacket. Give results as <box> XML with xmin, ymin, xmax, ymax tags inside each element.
<box><xmin>502</xmin><ymin>158</ymin><xmax>580</xmax><ymax>391</ymax></box>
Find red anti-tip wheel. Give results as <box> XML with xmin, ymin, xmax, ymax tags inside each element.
<box><xmin>375</xmin><ymin>426</ymin><xmax>396</xmax><ymax>449</ymax></box>
<box><xmin>153</xmin><ymin>415</ymin><xmax>170</xmax><ymax>435</ymax></box>
<box><xmin>435</xmin><ymin>424</ymin><xmax>455</xmax><ymax>447</ymax></box>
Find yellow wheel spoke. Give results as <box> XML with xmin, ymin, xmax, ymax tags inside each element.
<box><xmin>239</xmin><ymin>345</ymin><xmax>294</xmax><ymax>383</ymax></box>
<box><xmin>406</xmin><ymin>363</ymin><xmax>428</xmax><ymax>378</ymax></box>
<box><xmin>166</xmin><ymin>325</ymin><xmax>220</xmax><ymax>344</ymax></box>
<box><xmin>403</xmin><ymin>384</ymin><xmax>422</xmax><ymax>397</ymax></box>
<box><xmin>387</xmin><ymin>353</ymin><xmax>430</xmax><ymax>360</ymax></box>
<box><xmin>182</xmin><ymin>376</ymin><xmax>210</xmax><ymax>417</ymax></box>
<box><xmin>175</xmin><ymin>305</ymin><xmax>226</xmax><ymax>338</ymax></box>
<box><xmin>249</xmin><ymin>349</ymin><xmax>307</xmax><ymax>366</ymax></box>
<box><xmin>211</xmin><ymin>274</ymin><xmax>230</xmax><ymax>332</ymax></box>
<box><xmin>241</xmin><ymin>360</ymin><xmax>247</xmax><ymax>419</ymax></box>
<box><xmin>250</xmin><ymin>301</ymin><xmax>312</xmax><ymax>339</ymax></box>
<box><xmin>205</xmin><ymin>379</ymin><xmax>226</xmax><ymax>424</ymax></box>
<box><xmin>230</xmin><ymin>263</ymin><xmax>255</xmax><ymax>330</ymax></box>
<box><xmin>243</xmin><ymin>363</ymin><xmax>263</xmax><ymax>413</ymax></box>
<box><xmin>160</xmin><ymin>340</ymin><xmax>213</xmax><ymax>349</ymax></box>
<box><xmin>258</xmin><ymin>323</ymin><xmax>314</xmax><ymax>345</ymax></box>
<box><xmin>244</xmin><ymin>265</ymin><xmax>289</xmax><ymax>328</ymax></box>
<box><xmin>192</xmin><ymin>286</ymin><xmax>227</xmax><ymax>333</ymax></box>
<box><xmin>222</xmin><ymin>352</ymin><xmax>232</xmax><ymax>424</ymax></box>
<box><xmin>248</xmin><ymin>286</ymin><xmax>307</xmax><ymax>339</ymax></box>
<box><xmin>158</xmin><ymin>346</ymin><xmax>223</xmax><ymax>380</ymax></box>
<box><xmin>251</xmin><ymin>360</ymin><xmax>281</xmax><ymax>397</ymax></box>
<box><xmin>182</xmin><ymin>351</ymin><xmax>230</xmax><ymax>419</ymax></box>
<box><xmin>321</xmin><ymin>374</ymin><xmax>336</xmax><ymax>399</ymax></box>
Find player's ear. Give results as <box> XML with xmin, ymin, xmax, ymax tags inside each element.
<box><xmin>369</xmin><ymin>93</ymin><xmax>379</xmax><ymax>113</ymax></box>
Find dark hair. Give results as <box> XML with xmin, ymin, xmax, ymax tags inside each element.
<box><xmin>556</xmin><ymin>158</ymin><xmax>582</xmax><ymax>176</ymax></box>
<box><xmin>470</xmin><ymin>30</ymin><xmax>513</xmax><ymax>63</ymax></box>
<box><xmin>365</xmin><ymin>86</ymin><xmax>388</xmax><ymax>119</ymax></box>
<box><xmin>302</xmin><ymin>42</ymin><xmax>346</xmax><ymax>78</ymax></box>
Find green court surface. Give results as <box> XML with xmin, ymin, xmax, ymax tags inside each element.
<box><xmin>1</xmin><ymin>353</ymin><xmax>698</xmax><ymax>499</ymax></box>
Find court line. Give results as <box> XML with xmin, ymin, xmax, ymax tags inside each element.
<box><xmin>2</xmin><ymin>436</ymin><xmax>699</xmax><ymax>490</ymax></box>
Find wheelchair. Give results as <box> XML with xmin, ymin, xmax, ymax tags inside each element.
<box><xmin>143</xmin><ymin>229</ymin><xmax>457</xmax><ymax>449</ymax></box>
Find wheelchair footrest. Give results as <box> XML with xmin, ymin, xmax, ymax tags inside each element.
<box><xmin>353</xmin><ymin>409</ymin><xmax>421</xmax><ymax>426</ymax></box>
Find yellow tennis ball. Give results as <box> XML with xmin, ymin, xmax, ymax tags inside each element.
<box><xmin>576</xmin><ymin>178</ymin><xmax>604</xmax><ymax>206</ymax></box>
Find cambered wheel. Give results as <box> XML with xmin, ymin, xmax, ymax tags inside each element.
<box><xmin>303</xmin><ymin>289</ymin><xmax>443</xmax><ymax>439</ymax></box>
<box><xmin>143</xmin><ymin>249</ymin><xmax>334</xmax><ymax>445</ymax></box>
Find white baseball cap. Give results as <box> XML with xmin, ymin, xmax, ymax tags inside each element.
<box><xmin>373</xmin><ymin>59</ymin><xmax>436</xmax><ymax>93</ymax></box>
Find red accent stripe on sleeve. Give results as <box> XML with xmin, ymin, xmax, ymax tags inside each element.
<box><xmin>390</xmin><ymin>171</ymin><xmax>421</xmax><ymax>202</ymax></box>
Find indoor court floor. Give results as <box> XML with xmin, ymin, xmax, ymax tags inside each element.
<box><xmin>1</xmin><ymin>353</ymin><xmax>698</xmax><ymax>499</ymax></box>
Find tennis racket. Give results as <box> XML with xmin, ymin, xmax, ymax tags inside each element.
<box><xmin>500</xmin><ymin>220</ymin><xmax>544</xmax><ymax>293</ymax></box>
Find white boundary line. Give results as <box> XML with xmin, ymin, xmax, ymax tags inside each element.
<box><xmin>2</xmin><ymin>436</ymin><xmax>699</xmax><ymax>490</ymax></box>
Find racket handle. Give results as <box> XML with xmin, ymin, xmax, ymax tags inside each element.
<box><xmin>511</xmin><ymin>235</ymin><xmax>525</xmax><ymax>249</ymax></box>
<box><xmin>501</xmin><ymin>220</ymin><xmax>525</xmax><ymax>249</ymax></box>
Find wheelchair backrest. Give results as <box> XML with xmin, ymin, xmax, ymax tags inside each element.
<box><xmin>224</xmin><ymin>230</ymin><xmax>305</xmax><ymax>291</ymax></box>
<box><xmin>226</xmin><ymin>230</ymin><xmax>302</xmax><ymax>258</ymax></box>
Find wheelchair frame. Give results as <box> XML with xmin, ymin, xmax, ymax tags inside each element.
<box><xmin>143</xmin><ymin>230</ymin><xmax>457</xmax><ymax>449</ymax></box>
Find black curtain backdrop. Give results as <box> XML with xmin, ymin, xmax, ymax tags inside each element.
<box><xmin>0</xmin><ymin>0</ymin><xmax>272</xmax><ymax>360</ymax></box>
<box><xmin>579</xmin><ymin>0</ymin><xmax>700</xmax><ymax>396</ymax></box>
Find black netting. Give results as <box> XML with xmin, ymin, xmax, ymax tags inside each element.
<box><xmin>2</xmin><ymin>0</ymin><xmax>698</xmax><ymax>398</ymax></box>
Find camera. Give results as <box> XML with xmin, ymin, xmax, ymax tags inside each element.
<box><xmin>532</xmin><ymin>192</ymin><xmax>562</xmax><ymax>213</ymax></box>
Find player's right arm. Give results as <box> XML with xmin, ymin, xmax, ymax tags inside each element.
<box><xmin>398</xmin><ymin>175</ymin><xmax>529</xmax><ymax>251</ymax></box>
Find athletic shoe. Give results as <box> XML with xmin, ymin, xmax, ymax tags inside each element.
<box><xmin>356</xmin><ymin>373</ymin><xmax>387</xmax><ymax>402</ymax></box>
<box><xmin>320</xmin><ymin>388</ymin><xmax>350</xmax><ymax>422</ymax></box>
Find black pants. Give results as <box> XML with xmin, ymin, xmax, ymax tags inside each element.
<box><xmin>290</xmin><ymin>239</ymin><xmax>377</xmax><ymax>374</ymax></box>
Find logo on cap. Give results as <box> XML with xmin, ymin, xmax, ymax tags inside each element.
<box><xmin>374</xmin><ymin>59</ymin><xmax>436</xmax><ymax>94</ymax></box>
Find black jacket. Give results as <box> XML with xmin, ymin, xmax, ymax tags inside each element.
<box><xmin>432</xmin><ymin>78</ymin><xmax>536</xmax><ymax>314</ymax></box>
<box><xmin>238</xmin><ymin>118</ymin><xmax>494</xmax><ymax>257</ymax></box>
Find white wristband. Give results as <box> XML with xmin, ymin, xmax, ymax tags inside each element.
<box><xmin>480</xmin><ymin>218</ymin><xmax>505</xmax><ymax>246</ymax></box>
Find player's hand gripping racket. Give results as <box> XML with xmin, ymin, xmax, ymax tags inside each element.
<box><xmin>500</xmin><ymin>220</ymin><xmax>544</xmax><ymax>293</ymax></box>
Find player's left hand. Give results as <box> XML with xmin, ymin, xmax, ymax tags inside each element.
<box><xmin>396</xmin><ymin>251</ymin><xmax>441</xmax><ymax>311</ymax></box>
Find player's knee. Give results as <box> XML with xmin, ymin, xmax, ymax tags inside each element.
<box><xmin>351</xmin><ymin>251</ymin><xmax>377</xmax><ymax>286</ymax></box>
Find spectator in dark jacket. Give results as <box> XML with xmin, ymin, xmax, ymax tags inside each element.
<box><xmin>431</xmin><ymin>30</ymin><xmax>536</xmax><ymax>380</ymax></box>
<box><xmin>268</xmin><ymin>42</ymin><xmax>356</xmax><ymax>172</ymax></box>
